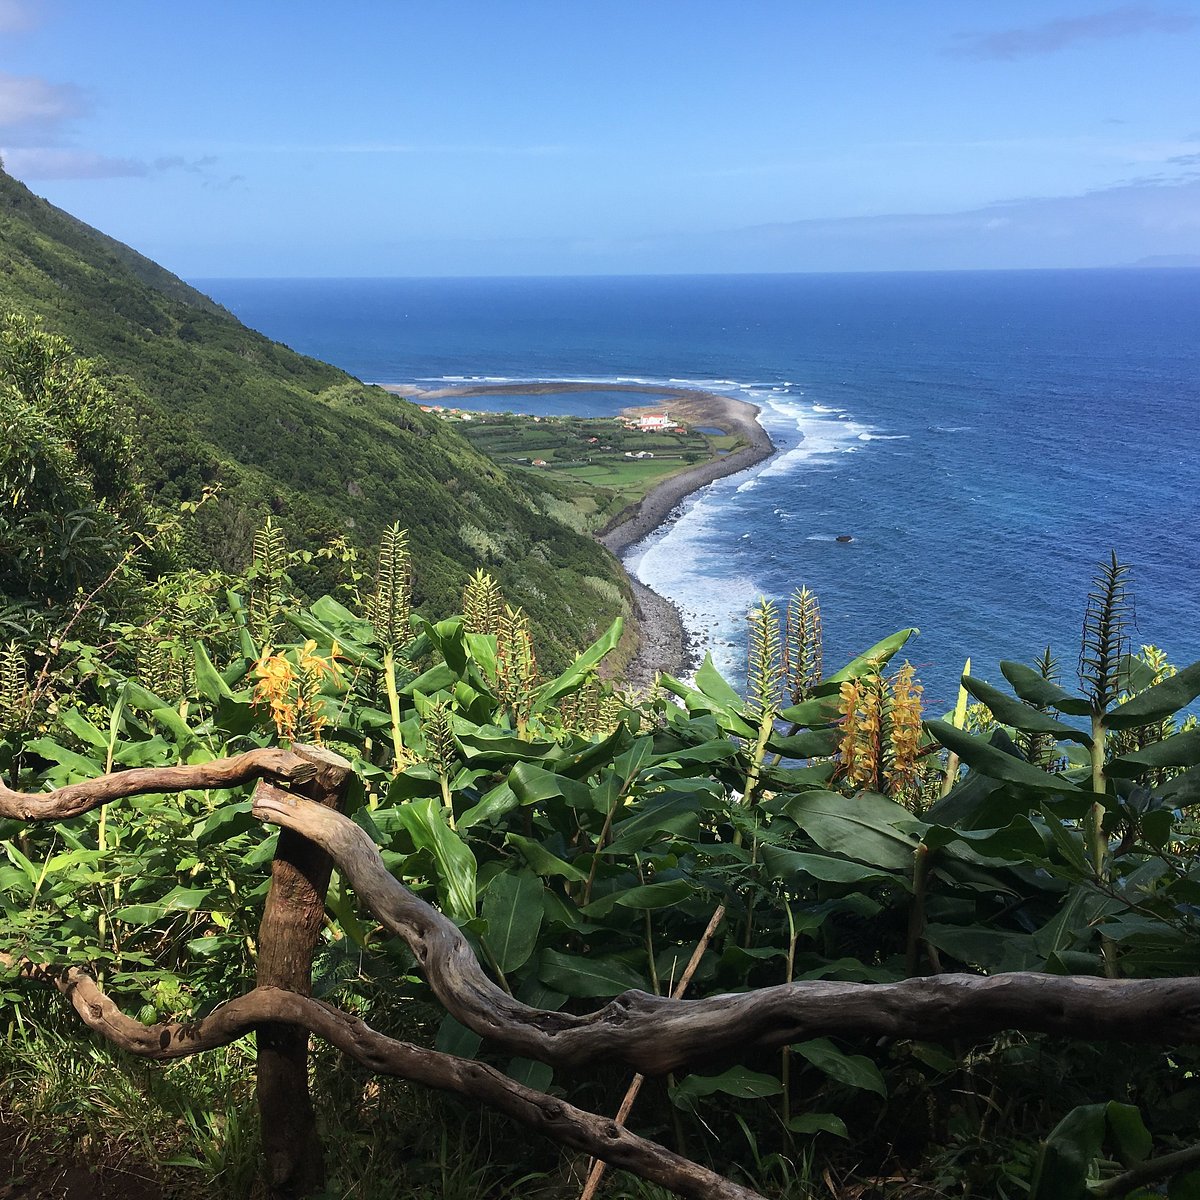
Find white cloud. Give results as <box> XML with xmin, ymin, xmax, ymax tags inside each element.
<box><xmin>0</xmin><ymin>72</ymin><xmax>85</xmax><ymax>134</ymax></box>
<box><xmin>2</xmin><ymin>147</ymin><xmax>147</xmax><ymax>179</ymax></box>
<box><xmin>0</xmin><ymin>0</ymin><xmax>39</xmax><ymax>34</ymax></box>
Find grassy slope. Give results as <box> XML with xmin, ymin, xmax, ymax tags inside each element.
<box><xmin>0</xmin><ymin>168</ymin><xmax>628</xmax><ymax>666</ymax></box>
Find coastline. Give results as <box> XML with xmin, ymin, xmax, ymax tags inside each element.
<box><xmin>380</xmin><ymin>382</ymin><xmax>777</xmax><ymax>689</ymax></box>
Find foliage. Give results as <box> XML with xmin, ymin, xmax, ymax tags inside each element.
<box><xmin>0</xmin><ymin>169</ymin><xmax>630</xmax><ymax>667</ymax></box>
<box><xmin>4</xmin><ymin>546</ymin><xmax>1200</xmax><ymax>1197</ymax></box>
<box><xmin>0</xmin><ymin>312</ymin><xmax>149</xmax><ymax>612</ymax></box>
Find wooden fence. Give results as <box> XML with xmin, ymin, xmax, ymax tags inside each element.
<box><xmin>3</xmin><ymin>748</ymin><xmax>1199</xmax><ymax>1199</ymax></box>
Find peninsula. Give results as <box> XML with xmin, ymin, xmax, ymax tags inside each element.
<box><xmin>383</xmin><ymin>381</ymin><xmax>777</xmax><ymax>686</ymax></box>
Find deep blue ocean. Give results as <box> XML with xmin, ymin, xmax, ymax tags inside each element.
<box><xmin>197</xmin><ymin>272</ymin><xmax>1200</xmax><ymax>709</ymax></box>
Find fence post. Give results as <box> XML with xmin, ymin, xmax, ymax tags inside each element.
<box><xmin>253</xmin><ymin>743</ymin><xmax>352</xmax><ymax>1198</ymax></box>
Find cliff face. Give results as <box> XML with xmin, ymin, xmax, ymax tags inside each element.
<box><xmin>0</xmin><ymin>167</ymin><xmax>627</xmax><ymax>665</ymax></box>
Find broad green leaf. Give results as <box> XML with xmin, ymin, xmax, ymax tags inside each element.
<box><xmin>538</xmin><ymin>948</ymin><xmax>645</xmax><ymax>998</ymax></box>
<box><xmin>921</xmin><ymin>817</ymin><xmax>1048</xmax><ymax>864</ymax></box>
<box><xmin>395</xmin><ymin>798</ymin><xmax>477</xmax><ymax>922</ymax></box>
<box><xmin>508</xmin><ymin>761</ymin><xmax>594</xmax><ymax>809</ymax></box>
<box><xmin>481</xmin><ymin>869</ymin><xmax>543</xmax><ymax>973</ymax></box>
<box><xmin>122</xmin><ymin>681</ymin><xmax>197</xmax><ymax>746</ymax></box>
<box><xmin>669</xmin><ymin>1065</ymin><xmax>783</xmax><ymax>1111</ymax></box>
<box><xmin>401</xmin><ymin>663</ymin><xmax>458</xmax><ymax>697</ymax></box>
<box><xmin>436</xmin><ymin>1014</ymin><xmax>482</xmax><ymax>1059</ymax></box>
<box><xmin>909</xmin><ymin>1043</ymin><xmax>958</xmax><ymax>1073</ymax></box>
<box><xmin>647</xmin><ymin>739</ymin><xmax>737</xmax><ymax>769</ymax></box>
<box><xmin>1029</xmin><ymin>1102</ymin><xmax>1106</xmax><ymax>1200</ymax></box>
<box><xmin>1109</xmin><ymin>730</ymin><xmax>1200</xmax><ymax>777</ymax></box>
<box><xmin>616</xmin><ymin>878</ymin><xmax>695</xmax><ymax>909</ymax></box>
<box><xmin>778</xmin><ymin>693</ymin><xmax>841</xmax><ymax>726</ymax></box>
<box><xmin>1171</xmin><ymin>1171</ymin><xmax>1200</xmax><ymax>1200</ymax></box>
<box><xmin>962</xmin><ymin>676</ymin><xmax>1092</xmax><ymax>746</ymax></box>
<box><xmin>760</xmin><ymin>846</ymin><xmax>895</xmax><ymax>885</ymax></box>
<box><xmin>113</xmin><ymin>886</ymin><xmax>213</xmax><ymax>924</ymax></box>
<box><xmin>192</xmin><ymin>642</ymin><xmax>233</xmax><ymax>702</ymax></box>
<box><xmin>533</xmin><ymin>617</ymin><xmax>622</xmax><ymax>710</ymax></box>
<box><xmin>924</xmin><ymin>925</ymin><xmax>1040</xmax><ymax>973</ymax></box>
<box><xmin>463</xmin><ymin>631</ymin><xmax>498</xmax><ymax>679</ymax></box>
<box><xmin>195</xmin><ymin>802</ymin><xmax>257</xmax><ymax>849</ymax></box>
<box><xmin>457</xmin><ymin>728</ymin><xmax>560</xmax><ymax>764</ymax></box>
<box><xmin>505</xmin><ymin>1057</ymin><xmax>553</xmax><ymax>1092</ymax></box>
<box><xmin>501</xmin><ymin>835</ymin><xmax>585</xmax><ymax>883</ymax></box>
<box><xmin>1000</xmin><ymin>661</ymin><xmax>1092</xmax><ymax>717</ymax></box>
<box><xmin>112</xmin><ymin>736</ymin><xmax>173</xmax><ymax>768</ymax></box>
<box><xmin>926</xmin><ymin>720</ymin><xmax>1081</xmax><ymax>792</ymax></box>
<box><xmin>287</xmin><ymin>602</ymin><xmax>380</xmax><ymax>669</ymax></box>
<box><xmin>225</xmin><ymin>588</ymin><xmax>259</xmax><ymax>660</ymax></box>
<box><xmin>24</xmin><ymin>737</ymin><xmax>101</xmax><ymax>778</ymax></box>
<box><xmin>1036</xmin><ymin>806</ymin><xmax>1090</xmax><ymax>877</ymax></box>
<box><xmin>1108</xmin><ymin>660</ymin><xmax>1200</xmax><ymax>731</ymax></box>
<box><xmin>781</xmin><ymin>790</ymin><xmax>920</xmax><ymax>871</ymax></box>
<box><xmin>604</xmin><ymin>794</ymin><xmax>705</xmax><ymax>855</ymax></box>
<box><xmin>458</xmin><ymin>782</ymin><xmax>519</xmax><ymax>830</ymax></box>
<box><xmin>792</xmin><ymin>1038</ymin><xmax>886</xmax><ymax>1096</ymax></box>
<box><xmin>1031</xmin><ymin>882</ymin><xmax>1119</xmax><ymax>961</ymax></box>
<box><xmin>768</xmin><ymin>729</ymin><xmax>841</xmax><ymax>758</ymax></box>
<box><xmin>57</xmin><ymin>708</ymin><xmax>107</xmax><ymax>750</ymax></box>
<box><xmin>186</xmin><ymin>936</ymin><xmax>225</xmax><ymax>958</ymax></box>
<box><xmin>826</xmin><ymin>628</ymin><xmax>917</xmax><ymax>684</ymax></box>
<box><xmin>787</xmin><ymin>1112</ymin><xmax>849</xmax><ymax>1138</ymax></box>
<box><xmin>694</xmin><ymin>654</ymin><xmax>746</xmax><ymax>713</ymax></box>
<box><xmin>413</xmin><ymin>615</ymin><xmax>470</xmax><ymax>676</ymax></box>
<box><xmin>583</xmin><ymin>878</ymin><xmax>694</xmax><ymax>917</ymax></box>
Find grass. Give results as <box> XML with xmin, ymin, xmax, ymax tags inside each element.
<box><xmin>459</xmin><ymin>413</ymin><xmax>745</xmax><ymax>530</ymax></box>
<box><xmin>0</xmin><ymin>1005</ymin><xmax>825</xmax><ymax>1200</ymax></box>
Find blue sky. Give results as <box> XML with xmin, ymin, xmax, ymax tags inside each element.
<box><xmin>1</xmin><ymin>0</ymin><xmax>1198</xmax><ymax>277</ymax></box>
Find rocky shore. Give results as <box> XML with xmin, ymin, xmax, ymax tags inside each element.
<box><xmin>381</xmin><ymin>381</ymin><xmax>777</xmax><ymax>689</ymax></box>
<box><xmin>595</xmin><ymin>391</ymin><xmax>775</xmax><ymax>689</ymax></box>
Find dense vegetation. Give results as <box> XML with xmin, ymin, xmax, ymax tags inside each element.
<box><xmin>3</xmin><ymin>498</ymin><xmax>1200</xmax><ymax>1197</ymax></box>
<box><xmin>0</xmin><ymin>166</ymin><xmax>628</xmax><ymax>667</ymax></box>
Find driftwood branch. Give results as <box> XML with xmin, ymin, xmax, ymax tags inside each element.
<box><xmin>37</xmin><ymin>966</ymin><xmax>763</xmax><ymax>1200</ymax></box>
<box><xmin>254</xmin><ymin>745</ymin><xmax>352</xmax><ymax>1197</ymax></box>
<box><xmin>0</xmin><ymin>748</ymin><xmax>317</xmax><ymax>822</ymax></box>
<box><xmin>252</xmin><ymin>785</ymin><xmax>1200</xmax><ymax>1075</ymax></box>
<box><xmin>1091</xmin><ymin>1143</ymin><xmax>1200</xmax><ymax>1198</ymax></box>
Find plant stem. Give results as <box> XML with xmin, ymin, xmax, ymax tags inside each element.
<box><xmin>1089</xmin><ymin>710</ymin><xmax>1118</xmax><ymax>978</ymax></box>
<box><xmin>905</xmin><ymin>843</ymin><xmax>932</xmax><ymax>977</ymax></box>
<box><xmin>577</xmin><ymin>903</ymin><xmax>727</xmax><ymax>1200</ymax></box>
<box><xmin>383</xmin><ymin>652</ymin><xmax>405</xmax><ymax>771</ymax></box>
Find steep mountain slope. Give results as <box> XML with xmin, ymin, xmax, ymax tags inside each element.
<box><xmin>0</xmin><ymin>166</ymin><xmax>627</xmax><ymax>666</ymax></box>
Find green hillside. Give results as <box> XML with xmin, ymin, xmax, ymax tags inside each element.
<box><xmin>0</xmin><ymin>166</ymin><xmax>628</xmax><ymax>666</ymax></box>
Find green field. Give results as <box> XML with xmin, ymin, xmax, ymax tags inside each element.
<box><xmin>457</xmin><ymin>412</ymin><xmax>742</xmax><ymax>525</ymax></box>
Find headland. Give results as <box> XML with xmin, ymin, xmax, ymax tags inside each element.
<box><xmin>381</xmin><ymin>381</ymin><xmax>777</xmax><ymax>688</ymax></box>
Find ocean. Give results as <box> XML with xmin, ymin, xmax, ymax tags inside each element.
<box><xmin>197</xmin><ymin>271</ymin><xmax>1200</xmax><ymax>710</ymax></box>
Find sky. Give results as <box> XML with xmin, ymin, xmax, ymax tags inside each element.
<box><xmin>1</xmin><ymin>0</ymin><xmax>1199</xmax><ymax>277</ymax></box>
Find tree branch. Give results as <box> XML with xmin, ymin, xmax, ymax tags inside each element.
<box><xmin>0</xmin><ymin>748</ymin><xmax>317</xmax><ymax>821</ymax></box>
<box><xmin>40</xmin><ymin>966</ymin><xmax>764</xmax><ymax>1200</ymax></box>
<box><xmin>1091</xmin><ymin>1143</ymin><xmax>1200</xmax><ymax>1198</ymax></box>
<box><xmin>252</xmin><ymin>785</ymin><xmax>1200</xmax><ymax>1075</ymax></box>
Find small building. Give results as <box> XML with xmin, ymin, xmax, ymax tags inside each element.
<box><xmin>532</xmin><ymin>458</ymin><xmax>549</xmax><ymax>467</ymax></box>
<box><xmin>638</xmin><ymin>413</ymin><xmax>672</xmax><ymax>430</ymax></box>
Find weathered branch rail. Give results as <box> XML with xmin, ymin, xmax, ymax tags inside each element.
<box><xmin>253</xmin><ymin>782</ymin><xmax>1200</xmax><ymax>1071</ymax></box>
<box><xmin>0</xmin><ymin>748</ymin><xmax>316</xmax><ymax>821</ymax></box>
<box><xmin>5</xmin><ymin>749</ymin><xmax>1200</xmax><ymax>1200</ymax></box>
